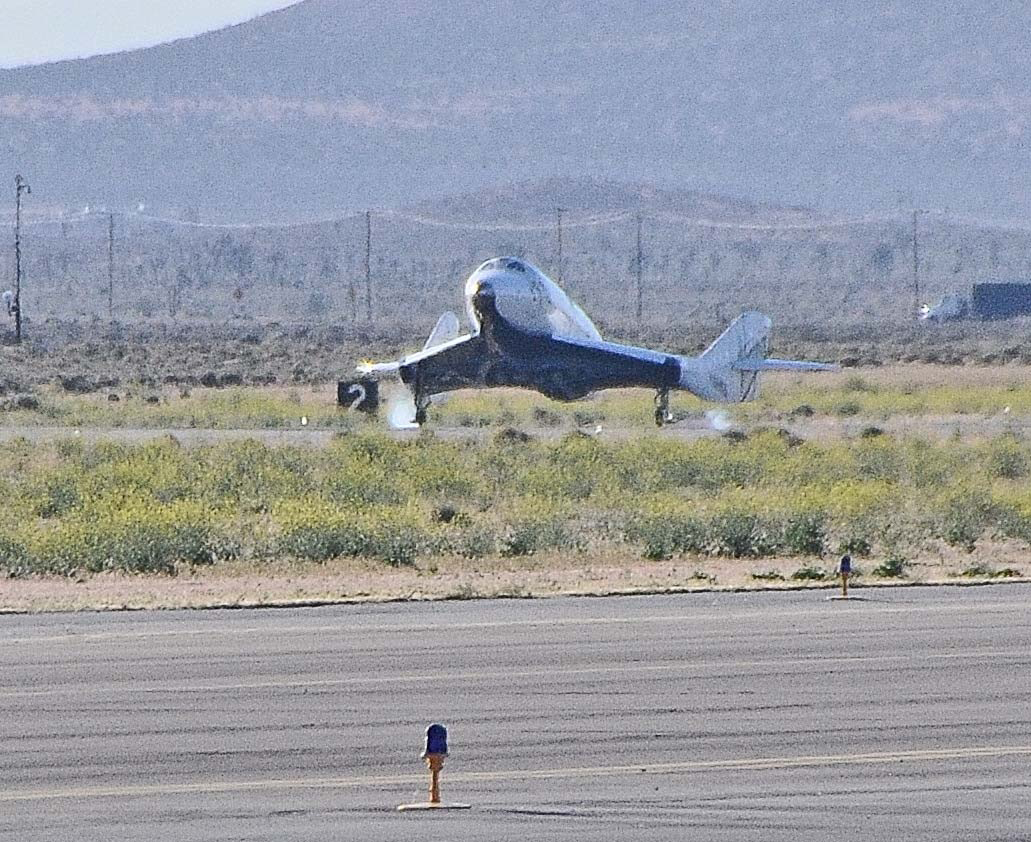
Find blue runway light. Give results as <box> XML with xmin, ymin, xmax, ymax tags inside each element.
<box><xmin>838</xmin><ymin>555</ymin><xmax>853</xmax><ymax>598</ymax></box>
<box><xmin>423</xmin><ymin>723</ymin><xmax>449</xmax><ymax>757</ymax></box>
<box><xmin>399</xmin><ymin>723</ymin><xmax>470</xmax><ymax>810</ymax></box>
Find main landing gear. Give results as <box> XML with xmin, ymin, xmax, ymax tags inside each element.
<box><xmin>654</xmin><ymin>388</ymin><xmax>674</xmax><ymax>427</ymax></box>
<box><xmin>414</xmin><ymin>392</ymin><xmax>430</xmax><ymax>426</ymax></box>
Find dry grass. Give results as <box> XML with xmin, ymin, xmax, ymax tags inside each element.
<box><xmin>2</xmin><ymin>361</ymin><xmax>1030</xmax><ymax>613</ymax></box>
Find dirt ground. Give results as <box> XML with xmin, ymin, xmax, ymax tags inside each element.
<box><xmin>2</xmin><ymin>544</ymin><xmax>1027</xmax><ymax>614</ymax></box>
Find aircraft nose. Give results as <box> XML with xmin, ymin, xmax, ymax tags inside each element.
<box><xmin>471</xmin><ymin>280</ymin><xmax>497</xmax><ymax>322</ymax></box>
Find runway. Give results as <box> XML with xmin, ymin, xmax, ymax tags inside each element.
<box><xmin>2</xmin><ymin>585</ymin><xmax>1029</xmax><ymax>840</ymax></box>
<box><xmin>0</xmin><ymin>411</ymin><xmax>1027</xmax><ymax>448</ymax></box>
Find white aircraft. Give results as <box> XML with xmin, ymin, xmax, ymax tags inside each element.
<box><xmin>919</xmin><ymin>292</ymin><xmax>968</xmax><ymax>322</ymax></box>
<box><xmin>350</xmin><ymin>257</ymin><xmax>836</xmax><ymax>425</ymax></box>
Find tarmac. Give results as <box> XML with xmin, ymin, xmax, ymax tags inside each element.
<box><xmin>1</xmin><ymin>585</ymin><xmax>1029</xmax><ymax>840</ymax></box>
<box><xmin>0</xmin><ymin>411</ymin><xmax>1027</xmax><ymax>447</ymax></box>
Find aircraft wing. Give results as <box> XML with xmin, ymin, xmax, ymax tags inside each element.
<box><xmin>357</xmin><ymin>333</ymin><xmax>478</xmax><ymax>378</ymax></box>
<box><xmin>529</xmin><ymin>333</ymin><xmax>682</xmax><ymax>398</ymax></box>
<box><xmin>357</xmin><ymin>359</ymin><xmax>403</xmax><ymax>375</ymax></box>
<box><xmin>551</xmin><ymin>334</ymin><xmax>672</xmax><ymax>363</ymax></box>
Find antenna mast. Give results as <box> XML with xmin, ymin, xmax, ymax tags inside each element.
<box><xmin>555</xmin><ymin>207</ymin><xmax>564</xmax><ymax>284</ymax></box>
<box><xmin>108</xmin><ymin>212</ymin><xmax>115</xmax><ymax>320</ymax></box>
<box><xmin>364</xmin><ymin>210</ymin><xmax>372</xmax><ymax>322</ymax></box>
<box><xmin>635</xmin><ymin>213</ymin><xmax>644</xmax><ymax>326</ymax></box>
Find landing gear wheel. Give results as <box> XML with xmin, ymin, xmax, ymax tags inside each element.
<box><xmin>414</xmin><ymin>392</ymin><xmax>430</xmax><ymax>426</ymax></box>
<box><xmin>654</xmin><ymin>389</ymin><xmax>672</xmax><ymax>427</ymax></box>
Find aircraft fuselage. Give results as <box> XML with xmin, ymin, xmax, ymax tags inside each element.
<box><xmin>399</xmin><ymin>262</ymin><xmax>680</xmax><ymax>402</ymax></box>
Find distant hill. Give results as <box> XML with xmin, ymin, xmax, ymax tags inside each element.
<box><xmin>409</xmin><ymin>178</ymin><xmax>816</xmax><ymax>225</ymax></box>
<box><xmin>3</xmin><ymin>0</ymin><xmax>1031</xmax><ymax>221</ymax></box>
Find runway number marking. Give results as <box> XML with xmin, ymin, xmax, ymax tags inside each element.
<box><xmin>3</xmin><ymin>744</ymin><xmax>1030</xmax><ymax>804</ymax></box>
<box><xmin>346</xmin><ymin>383</ymin><xmax>366</xmax><ymax>410</ymax></box>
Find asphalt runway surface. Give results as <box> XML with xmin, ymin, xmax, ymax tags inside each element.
<box><xmin>2</xmin><ymin>585</ymin><xmax>1030</xmax><ymax>841</ymax></box>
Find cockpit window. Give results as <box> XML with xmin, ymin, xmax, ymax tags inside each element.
<box><xmin>478</xmin><ymin>258</ymin><xmax>526</xmax><ymax>273</ymax></box>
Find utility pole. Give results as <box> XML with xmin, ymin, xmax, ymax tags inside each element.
<box><xmin>911</xmin><ymin>209</ymin><xmax>925</xmax><ymax>319</ymax></box>
<box><xmin>555</xmin><ymin>207</ymin><xmax>564</xmax><ymax>284</ymax></box>
<box><xmin>107</xmin><ymin>212</ymin><xmax>115</xmax><ymax>320</ymax></box>
<box><xmin>346</xmin><ymin>253</ymin><xmax>358</xmax><ymax>324</ymax></box>
<box><xmin>13</xmin><ymin>174</ymin><xmax>30</xmax><ymax>343</ymax></box>
<box><xmin>635</xmin><ymin>213</ymin><xmax>644</xmax><ymax>326</ymax></box>
<box><xmin>364</xmin><ymin>210</ymin><xmax>372</xmax><ymax>322</ymax></box>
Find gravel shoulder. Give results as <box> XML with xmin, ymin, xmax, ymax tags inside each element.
<box><xmin>3</xmin><ymin>547</ymin><xmax>1028</xmax><ymax>613</ymax></box>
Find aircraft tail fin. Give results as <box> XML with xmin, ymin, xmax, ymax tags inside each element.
<box><xmin>424</xmin><ymin>311</ymin><xmax>461</xmax><ymax>350</ymax></box>
<box><xmin>688</xmin><ymin>312</ymin><xmax>771</xmax><ymax>402</ymax></box>
<box><xmin>682</xmin><ymin>312</ymin><xmax>836</xmax><ymax>402</ymax></box>
<box><xmin>701</xmin><ymin>312</ymin><xmax>771</xmax><ymax>369</ymax></box>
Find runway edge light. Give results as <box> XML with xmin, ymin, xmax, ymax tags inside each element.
<box><xmin>840</xmin><ymin>555</ymin><xmax>851</xmax><ymax>597</ymax></box>
<box><xmin>397</xmin><ymin>723</ymin><xmax>471</xmax><ymax>812</ymax></box>
<box><xmin>829</xmin><ymin>554</ymin><xmax>863</xmax><ymax>601</ymax></box>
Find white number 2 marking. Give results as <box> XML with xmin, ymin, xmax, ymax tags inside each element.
<box><xmin>346</xmin><ymin>383</ymin><xmax>367</xmax><ymax>410</ymax></box>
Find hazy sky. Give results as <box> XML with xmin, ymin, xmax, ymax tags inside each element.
<box><xmin>0</xmin><ymin>0</ymin><xmax>304</xmax><ymax>68</ymax></box>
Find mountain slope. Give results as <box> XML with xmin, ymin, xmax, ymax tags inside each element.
<box><xmin>3</xmin><ymin>0</ymin><xmax>1030</xmax><ymax>220</ymax></box>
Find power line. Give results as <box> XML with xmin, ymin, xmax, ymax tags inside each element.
<box><xmin>13</xmin><ymin>203</ymin><xmax>1031</xmax><ymax>244</ymax></box>
<box><xmin>11</xmin><ymin>202</ymin><xmax>1031</xmax><ymax>237</ymax></box>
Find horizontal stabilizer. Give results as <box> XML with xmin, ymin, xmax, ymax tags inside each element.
<box><xmin>733</xmin><ymin>358</ymin><xmax>839</xmax><ymax>372</ymax></box>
